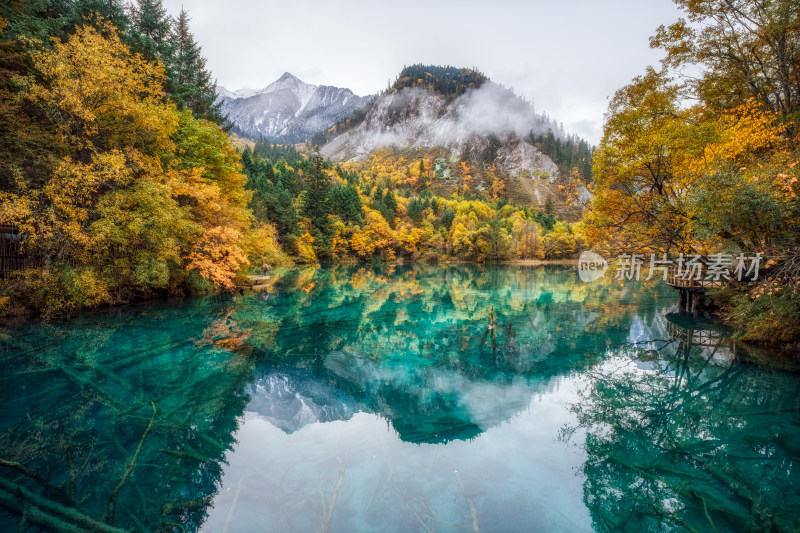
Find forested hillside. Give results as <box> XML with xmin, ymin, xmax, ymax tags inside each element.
<box><xmin>315</xmin><ymin>64</ymin><xmax>595</xmax><ymax>219</ymax></box>
<box><xmin>0</xmin><ymin>3</ymin><xmax>585</xmax><ymax>319</ymax></box>
<box><xmin>313</xmin><ymin>64</ymin><xmax>594</xmax><ymax>184</ymax></box>
<box><xmin>0</xmin><ymin>0</ymin><xmax>284</xmax><ymax>317</ymax></box>
<box><xmin>584</xmin><ymin>0</ymin><xmax>800</xmax><ymax>343</ymax></box>
<box><xmin>241</xmin><ymin>142</ymin><xmax>581</xmax><ymax>264</ymax></box>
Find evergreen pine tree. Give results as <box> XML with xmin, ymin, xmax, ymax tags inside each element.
<box><xmin>384</xmin><ymin>189</ymin><xmax>397</xmax><ymax>221</ymax></box>
<box><xmin>171</xmin><ymin>8</ymin><xmax>225</xmax><ymax>124</ymax></box>
<box><xmin>73</xmin><ymin>0</ymin><xmax>132</xmax><ymax>35</ymax></box>
<box><xmin>544</xmin><ymin>129</ymin><xmax>556</xmax><ymax>157</ymax></box>
<box><xmin>131</xmin><ymin>0</ymin><xmax>176</xmax><ymax>93</ymax></box>
<box><xmin>330</xmin><ymin>185</ymin><xmax>362</xmax><ymax>224</ymax></box>
<box><xmin>131</xmin><ymin>0</ymin><xmax>172</xmax><ymax>58</ymax></box>
<box><xmin>302</xmin><ymin>155</ymin><xmax>333</xmax><ymax>255</ymax></box>
<box><xmin>407</xmin><ymin>198</ymin><xmax>424</xmax><ymax>222</ymax></box>
<box><xmin>241</xmin><ymin>147</ymin><xmax>254</xmax><ymax>174</ymax></box>
<box><xmin>441</xmin><ymin>207</ymin><xmax>456</xmax><ymax>230</ymax></box>
<box><xmin>4</xmin><ymin>0</ymin><xmax>130</xmax><ymax>43</ymax></box>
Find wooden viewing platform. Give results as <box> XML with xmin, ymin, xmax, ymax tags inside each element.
<box><xmin>665</xmin><ymin>268</ymin><xmax>727</xmax><ymax>291</ymax></box>
<box><xmin>666</xmin><ymin>264</ymin><xmax>731</xmax><ymax>313</ymax></box>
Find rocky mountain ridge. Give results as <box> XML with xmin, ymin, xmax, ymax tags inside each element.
<box><xmin>217</xmin><ymin>72</ymin><xmax>371</xmax><ymax>143</ymax></box>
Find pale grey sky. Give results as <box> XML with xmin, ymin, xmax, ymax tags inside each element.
<box><xmin>162</xmin><ymin>0</ymin><xmax>684</xmax><ymax>144</ymax></box>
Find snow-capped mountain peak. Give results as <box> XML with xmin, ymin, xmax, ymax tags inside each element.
<box><xmin>216</xmin><ymin>73</ymin><xmax>370</xmax><ymax>143</ymax></box>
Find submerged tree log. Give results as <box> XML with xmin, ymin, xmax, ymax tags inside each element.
<box><xmin>321</xmin><ymin>455</ymin><xmax>347</xmax><ymax>533</ymax></box>
<box><xmin>107</xmin><ymin>400</ymin><xmax>157</xmax><ymax>523</ymax></box>
<box><xmin>159</xmin><ymin>448</ymin><xmax>207</xmax><ymax>463</ymax></box>
<box><xmin>0</xmin><ymin>458</ymin><xmax>48</xmax><ymax>487</ymax></box>
<box><xmin>0</xmin><ymin>477</ymin><xmax>128</xmax><ymax>533</ymax></box>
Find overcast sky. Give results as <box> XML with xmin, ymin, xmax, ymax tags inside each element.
<box><xmin>162</xmin><ymin>0</ymin><xmax>684</xmax><ymax>145</ymax></box>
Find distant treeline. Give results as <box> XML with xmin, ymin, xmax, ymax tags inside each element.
<box><xmin>391</xmin><ymin>64</ymin><xmax>488</xmax><ymax>101</ymax></box>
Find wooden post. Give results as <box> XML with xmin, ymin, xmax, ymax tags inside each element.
<box><xmin>679</xmin><ymin>289</ymin><xmax>686</xmax><ymax>311</ymax></box>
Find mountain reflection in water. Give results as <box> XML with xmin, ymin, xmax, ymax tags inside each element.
<box><xmin>1</xmin><ymin>264</ymin><xmax>798</xmax><ymax>532</ymax></box>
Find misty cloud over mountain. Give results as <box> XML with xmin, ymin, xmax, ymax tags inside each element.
<box><xmin>321</xmin><ymin>81</ymin><xmax>567</xmax><ymax>161</ymax></box>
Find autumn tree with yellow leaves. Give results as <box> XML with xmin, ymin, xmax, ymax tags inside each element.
<box><xmin>242</xmin><ymin>145</ymin><xmax>570</xmax><ymax>264</ymax></box>
<box><xmin>586</xmin><ymin>0</ymin><xmax>800</xmax><ymax>342</ymax></box>
<box><xmin>0</xmin><ymin>21</ymin><xmax>283</xmax><ymax>316</ymax></box>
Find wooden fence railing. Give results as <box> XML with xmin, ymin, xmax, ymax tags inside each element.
<box><xmin>0</xmin><ymin>224</ymin><xmax>25</xmax><ymax>279</ymax></box>
<box><xmin>665</xmin><ymin>264</ymin><xmax>729</xmax><ymax>291</ymax></box>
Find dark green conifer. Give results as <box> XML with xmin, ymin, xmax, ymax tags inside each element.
<box><xmin>171</xmin><ymin>8</ymin><xmax>225</xmax><ymax>124</ymax></box>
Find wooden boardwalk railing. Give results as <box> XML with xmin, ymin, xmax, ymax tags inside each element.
<box><xmin>665</xmin><ymin>265</ymin><xmax>728</xmax><ymax>291</ymax></box>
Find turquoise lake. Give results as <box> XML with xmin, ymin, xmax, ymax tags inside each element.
<box><xmin>1</xmin><ymin>264</ymin><xmax>799</xmax><ymax>532</ymax></box>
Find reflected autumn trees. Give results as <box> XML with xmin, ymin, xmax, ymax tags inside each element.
<box><xmin>3</xmin><ymin>264</ymin><xmax>789</xmax><ymax>532</ymax></box>
<box><xmin>568</xmin><ymin>314</ymin><xmax>800</xmax><ymax>532</ymax></box>
<box><xmin>225</xmin><ymin>264</ymin><xmax>670</xmax><ymax>443</ymax></box>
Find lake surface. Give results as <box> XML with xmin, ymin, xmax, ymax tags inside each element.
<box><xmin>1</xmin><ymin>264</ymin><xmax>799</xmax><ymax>532</ymax></box>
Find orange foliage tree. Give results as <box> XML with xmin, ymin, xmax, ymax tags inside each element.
<box><xmin>1</xmin><ymin>21</ymin><xmax>273</xmax><ymax>315</ymax></box>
